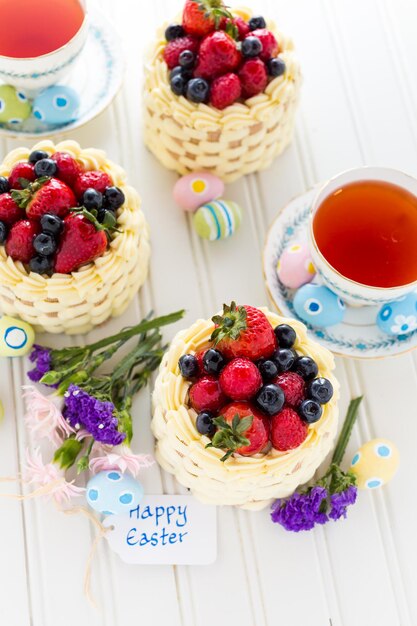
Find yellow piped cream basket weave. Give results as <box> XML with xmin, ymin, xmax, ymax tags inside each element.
<box><xmin>0</xmin><ymin>140</ymin><xmax>150</xmax><ymax>335</ymax></box>
<box><xmin>143</xmin><ymin>8</ymin><xmax>301</xmax><ymax>183</ymax></box>
<box><xmin>152</xmin><ymin>308</ymin><xmax>339</xmax><ymax>510</ymax></box>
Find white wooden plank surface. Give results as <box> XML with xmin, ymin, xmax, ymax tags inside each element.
<box><xmin>0</xmin><ymin>1</ymin><xmax>416</xmax><ymax>624</ymax></box>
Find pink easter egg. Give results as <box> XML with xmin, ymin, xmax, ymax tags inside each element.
<box><xmin>277</xmin><ymin>242</ymin><xmax>316</xmax><ymax>289</ymax></box>
<box><xmin>173</xmin><ymin>172</ymin><xmax>225</xmax><ymax>212</ymax></box>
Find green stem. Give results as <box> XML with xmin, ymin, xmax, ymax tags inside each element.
<box><xmin>331</xmin><ymin>396</ymin><xmax>363</xmax><ymax>466</ymax></box>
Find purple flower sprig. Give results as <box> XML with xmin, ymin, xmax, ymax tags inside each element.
<box><xmin>271</xmin><ymin>396</ymin><xmax>362</xmax><ymax>532</ymax></box>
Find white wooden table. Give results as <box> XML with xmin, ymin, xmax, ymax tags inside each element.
<box><xmin>1</xmin><ymin>1</ymin><xmax>416</xmax><ymax>624</ymax></box>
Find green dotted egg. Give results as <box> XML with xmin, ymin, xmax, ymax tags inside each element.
<box><xmin>193</xmin><ymin>199</ymin><xmax>242</xmax><ymax>241</ymax></box>
<box><xmin>0</xmin><ymin>85</ymin><xmax>31</xmax><ymax>124</ymax></box>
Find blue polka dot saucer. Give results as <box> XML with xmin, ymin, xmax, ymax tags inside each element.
<box><xmin>0</xmin><ymin>9</ymin><xmax>124</xmax><ymax>138</ymax></box>
<box><xmin>263</xmin><ymin>186</ymin><xmax>417</xmax><ymax>359</ymax></box>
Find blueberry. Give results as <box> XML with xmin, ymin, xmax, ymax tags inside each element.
<box><xmin>34</xmin><ymin>158</ymin><xmax>57</xmax><ymax>178</ymax></box>
<box><xmin>179</xmin><ymin>49</ymin><xmax>195</xmax><ymax>69</ymax></box>
<box><xmin>33</xmin><ymin>233</ymin><xmax>57</xmax><ymax>257</ymax></box>
<box><xmin>83</xmin><ymin>188</ymin><xmax>103</xmax><ymax>210</ymax></box>
<box><xmin>273</xmin><ymin>348</ymin><xmax>296</xmax><ymax>372</ymax></box>
<box><xmin>170</xmin><ymin>66</ymin><xmax>192</xmax><ymax>81</ymax></box>
<box><xmin>257</xmin><ymin>358</ymin><xmax>278</xmax><ymax>381</ymax></box>
<box><xmin>28</xmin><ymin>149</ymin><xmax>48</xmax><ymax>164</ymax></box>
<box><xmin>40</xmin><ymin>213</ymin><xmax>63</xmax><ymax>236</ymax></box>
<box><xmin>298</xmin><ymin>399</ymin><xmax>323</xmax><ymax>424</ymax></box>
<box><xmin>29</xmin><ymin>255</ymin><xmax>53</xmax><ymax>275</ymax></box>
<box><xmin>0</xmin><ymin>176</ymin><xmax>9</xmax><ymax>194</ymax></box>
<box><xmin>0</xmin><ymin>221</ymin><xmax>7</xmax><ymax>244</ymax></box>
<box><xmin>104</xmin><ymin>186</ymin><xmax>125</xmax><ymax>210</ymax></box>
<box><xmin>196</xmin><ymin>411</ymin><xmax>216</xmax><ymax>436</ymax></box>
<box><xmin>179</xmin><ymin>354</ymin><xmax>199</xmax><ymax>379</ymax></box>
<box><xmin>255</xmin><ymin>383</ymin><xmax>285</xmax><ymax>416</ymax></box>
<box><xmin>293</xmin><ymin>356</ymin><xmax>319</xmax><ymax>381</ymax></box>
<box><xmin>248</xmin><ymin>15</ymin><xmax>266</xmax><ymax>30</ymax></box>
<box><xmin>241</xmin><ymin>36</ymin><xmax>263</xmax><ymax>58</ymax></box>
<box><xmin>186</xmin><ymin>78</ymin><xmax>210</xmax><ymax>103</ymax></box>
<box><xmin>203</xmin><ymin>348</ymin><xmax>225</xmax><ymax>375</ymax></box>
<box><xmin>165</xmin><ymin>24</ymin><xmax>185</xmax><ymax>41</ymax></box>
<box><xmin>307</xmin><ymin>378</ymin><xmax>334</xmax><ymax>404</ymax></box>
<box><xmin>170</xmin><ymin>73</ymin><xmax>188</xmax><ymax>96</ymax></box>
<box><xmin>267</xmin><ymin>57</ymin><xmax>286</xmax><ymax>77</ymax></box>
<box><xmin>274</xmin><ymin>324</ymin><xmax>296</xmax><ymax>349</ymax></box>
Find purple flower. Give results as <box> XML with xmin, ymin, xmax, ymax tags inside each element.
<box><xmin>329</xmin><ymin>485</ymin><xmax>357</xmax><ymax>521</ymax></box>
<box><xmin>271</xmin><ymin>486</ymin><xmax>329</xmax><ymax>532</ymax></box>
<box><xmin>63</xmin><ymin>385</ymin><xmax>125</xmax><ymax>446</ymax></box>
<box><xmin>28</xmin><ymin>345</ymin><xmax>52</xmax><ymax>383</ymax></box>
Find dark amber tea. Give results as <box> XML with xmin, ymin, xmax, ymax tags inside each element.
<box><xmin>313</xmin><ymin>179</ymin><xmax>417</xmax><ymax>288</ymax></box>
<box><xmin>0</xmin><ymin>0</ymin><xmax>84</xmax><ymax>58</ymax></box>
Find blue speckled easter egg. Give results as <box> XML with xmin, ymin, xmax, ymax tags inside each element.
<box><xmin>0</xmin><ymin>85</ymin><xmax>31</xmax><ymax>124</ymax></box>
<box><xmin>377</xmin><ymin>292</ymin><xmax>417</xmax><ymax>336</ymax></box>
<box><xmin>86</xmin><ymin>471</ymin><xmax>144</xmax><ymax>516</ymax></box>
<box><xmin>293</xmin><ymin>284</ymin><xmax>345</xmax><ymax>328</ymax></box>
<box><xmin>0</xmin><ymin>315</ymin><xmax>35</xmax><ymax>357</ymax></box>
<box><xmin>32</xmin><ymin>86</ymin><xmax>80</xmax><ymax>125</ymax></box>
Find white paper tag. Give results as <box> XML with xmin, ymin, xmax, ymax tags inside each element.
<box><xmin>103</xmin><ymin>495</ymin><xmax>217</xmax><ymax>564</ymax></box>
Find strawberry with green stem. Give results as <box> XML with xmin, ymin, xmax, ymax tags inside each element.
<box><xmin>11</xmin><ymin>176</ymin><xmax>76</xmax><ymax>221</ymax></box>
<box><xmin>182</xmin><ymin>0</ymin><xmax>238</xmax><ymax>38</ymax></box>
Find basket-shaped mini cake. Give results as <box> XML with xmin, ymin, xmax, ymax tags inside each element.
<box><xmin>0</xmin><ymin>140</ymin><xmax>150</xmax><ymax>334</ymax></box>
<box><xmin>152</xmin><ymin>307</ymin><xmax>339</xmax><ymax>510</ymax></box>
<box><xmin>143</xmin><ymin>7</ymin><xmax>301</xmax><ymax>183</ymax></box>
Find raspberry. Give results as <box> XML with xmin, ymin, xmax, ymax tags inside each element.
<box><xmin>238</xmin><ymin>58</ymin><xmax>268</xmax><ymax>98</ymax></box>
<box><xmin>51</xmin><ymin>152</ymin><xmax>82</xmax><ymax>187</ymax></box>
<box><xmin>8</xmin><ymin>162</ymin><xmax>35</xmax><ymax>190</ymax></box>
<box><xmin>210</xmin><ymin>73</ymin><xmax>242</xmax><ymax>109</ymax></box>
<box><xmin>194</xmin><ymin>31</ymin><xmax>241</xmax><ymax>80</ymax></box>
<box><xmin>250</xmin><ymin>28</ymin><xmax>279</xmax><ymax>61</ymax></box>
<box><xmin>219</xmin><ymin>357</ymin><xmax>262</xmax><ymax>400</ymax></box>
<box><xmin>163</xmin><ymin>35</ymin><xmax>200</xmax><ymax>69</ymax></box>
<box><xmin>274</xmin><ymin>372</ymin><xmax>306</xmax><ymax>407</ymax></box>
<box><xmin>271</xmin><ymin>407</ymin><xmax>308</xmax><ymax>451</ymax></box>
<box><xmin>74</xmin><ymin>171</ymin><xmax>113</xmax><ymax>199</ymax></box>
<box><xmin>189</xmin><ymin>375</ymin><xmax>227</xmax><ymax>413</ymax></box>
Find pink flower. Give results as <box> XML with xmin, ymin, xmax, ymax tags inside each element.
<box><xmin>89</xmin><ymin>445</ymin><xmax>154</xmax><ymax>477</ymax></box>
<box><xmin>23</xmin><ymin>385</ymin><xmax>75</xmax><ymax>446</ymax></box>
<box><xmin>25</xmin><ymin>448</ymin><xmax>85</xmax><ymax>505</ymax></box>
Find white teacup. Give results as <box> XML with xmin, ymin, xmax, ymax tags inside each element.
<box><xmin>0</xmin><ymin>0</ymin><xmax>88</xmax><ymax>96</ymax></box>
<box><xmin>309</xmin><ymin>166</ymin><xmax>417</xmax><ymax>307</ymax></box>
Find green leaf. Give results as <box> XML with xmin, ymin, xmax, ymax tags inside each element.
<box><xmin>53</xmin><ymin>437</ymin><xmax>83</xmax><ymax>470</ymax></box>
<box><xmin>209</xmin><ymin>412</ymin><xmax>252</xmax><ymax>462</ymax></box>
<box><xmin>236</xmin><ymin>415</ymin><xmax>253</xmax><ymax>434</ymax></box>
<box><xmin>39</xmin><ymin>370</ymin><xmax>62</xmax><ymax>385</ymax></box>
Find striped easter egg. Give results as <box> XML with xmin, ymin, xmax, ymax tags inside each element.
<box><xmin>193</xmin><ymin>199</ymin><xmax>242</xmax><ymax>241</ymax></box>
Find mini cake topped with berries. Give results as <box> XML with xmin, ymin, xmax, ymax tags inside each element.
<box><xmin>144</xmin><ymin>2</ymin><xmax>301</xmax><ymax>182</ymax></box>
<box><xmin>152</xmin><ymin>303</ymin><xmax>339</xmax><ymax>510</ymax></box>
<box><xmin>0</xmin><ymin>140</ymin><xmax>150</xmax><ymax>335</ymax></box>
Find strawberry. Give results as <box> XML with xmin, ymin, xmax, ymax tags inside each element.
<box><xmin>221</xmin><ymin>16</ymin><xmax>250</xmax><ymax>40</ymax></box>
<box><xmin>54</xmin><ymin>213</ymin><xmax>107</xmax><ymax>274</ymax></box>
<box><xmin>274</xmin><ymin>372</ymin><xmax>306</xmax><ymax>407</ymax></box>
<box><xmin>250</xmin><ymin>28</ymin><xmax>279</xmax><ymax>61</ymax></box>
<box><xmin>0</xmin><ymin>193</ymin><xmax>24</xmax><ymax>225</ymax></box>
<box><xmin>182</xmin><ymin>0</ymin><xmax>231</xmax><ymax>37</ymax></box>
<box><xmin>189</xmin><ymin>375</ymin><xmax>227</xmax><ymax>413</ymax></box>
<box><xmin>163</xmin><ymin>35</ymin><xmax>200</xmax><ymax>70</ymax></box>
<box><xmin>51</xmin><ymin>152</ymin><xmax>82</xmax><ymax>187</ymax></box>
<box><xmin>74</xmin><ymin>170</ymin><xmax>113</xmax><ymax>199</ymax></box>
<box><xmin>210</xmin><ymin>72</ymin><xmax>242</xmax><ymax>109</ymax></box>
<box><xmin>194</xmin><ymin>31</ymin><xmax>241</xmax><ymax>80</ymax></box>
<box><xmin>211</xmin><ymin>302</ymin><xmax>277</xmax><ymax>361</ymax></box>
<box><xmin>219</xmin><ymin>357</ymin><xmax>262</xmax><ymax>400</ymax></box>
<box><xmin>5</xmin><ymin>219</ymin><xmax>40</xmax><ymax>263</ymax></box>
<box><xmin>270</xmin><ymin>407</ymin><xmax>308</xmax><ymax>451</ymax></box>
<box><xmin>12</xmin><ymin>177</ymin><xmax>76</xmax><ymax>221</ymax></box>
<box><xmin>208</xmin><ymin>401</ymin><xmax>269</xmax><ymax>460</ymax></box>
<box><xmin>239</xmin><ymin>58</ymin><xmax>268</xmax><ymax>97</ymax></box>
<box><xmin>8</xmin><ymin>162</ymin><xmax>35</xmax><ymax>190</ymax></box>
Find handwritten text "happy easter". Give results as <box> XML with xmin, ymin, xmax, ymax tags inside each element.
<box><xmin>126</xmin><ymin>504</ymin><xmax>188</xmax><ymax>548</ymax></box>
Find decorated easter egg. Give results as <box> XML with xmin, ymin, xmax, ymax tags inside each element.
<box><xmin>0</xmin><ymin>85</ymin><xmax>31</xmax><ymax>125</ymax></box>
<box><xmin>86</xmin><ymin>470</ymin><xmax>144</xmax><ymax>516</ymax></box>
<box><xmin>173</xmin><ymin>171</ymin><xmax>224</xmax><ymax>212</ymax></box>
<box><xmin>277</xmin><ymin>241</ymin><xmax>316</xmax><ymax>289</ymax></box>
<box><xmin>350</xmin><ymin>439</ymin><xmax>399</xmax><ymax>489</ymax></box>
<box><xmin>33</xmin><ymin>85</ymin><xmax>80</xmax><ymax>125</ymax></box>
<box><xmin>193</xmin><ymin>199</ymin><xmax>242</xmax><ymax>241</ymax></box>
<box><xmin>293</xmin><ymin>283</ymin><xmax>345</xmax><ymax>328</ymax></box>
<box><xmin>0</xmin><ymin>316</ymin><xmax>35</xmax><ymax>357</ymax></box>
<box><xmin>377</xmin><ymin>292</ymin><xmax>417</xmax><ymax>336</ymax></box>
